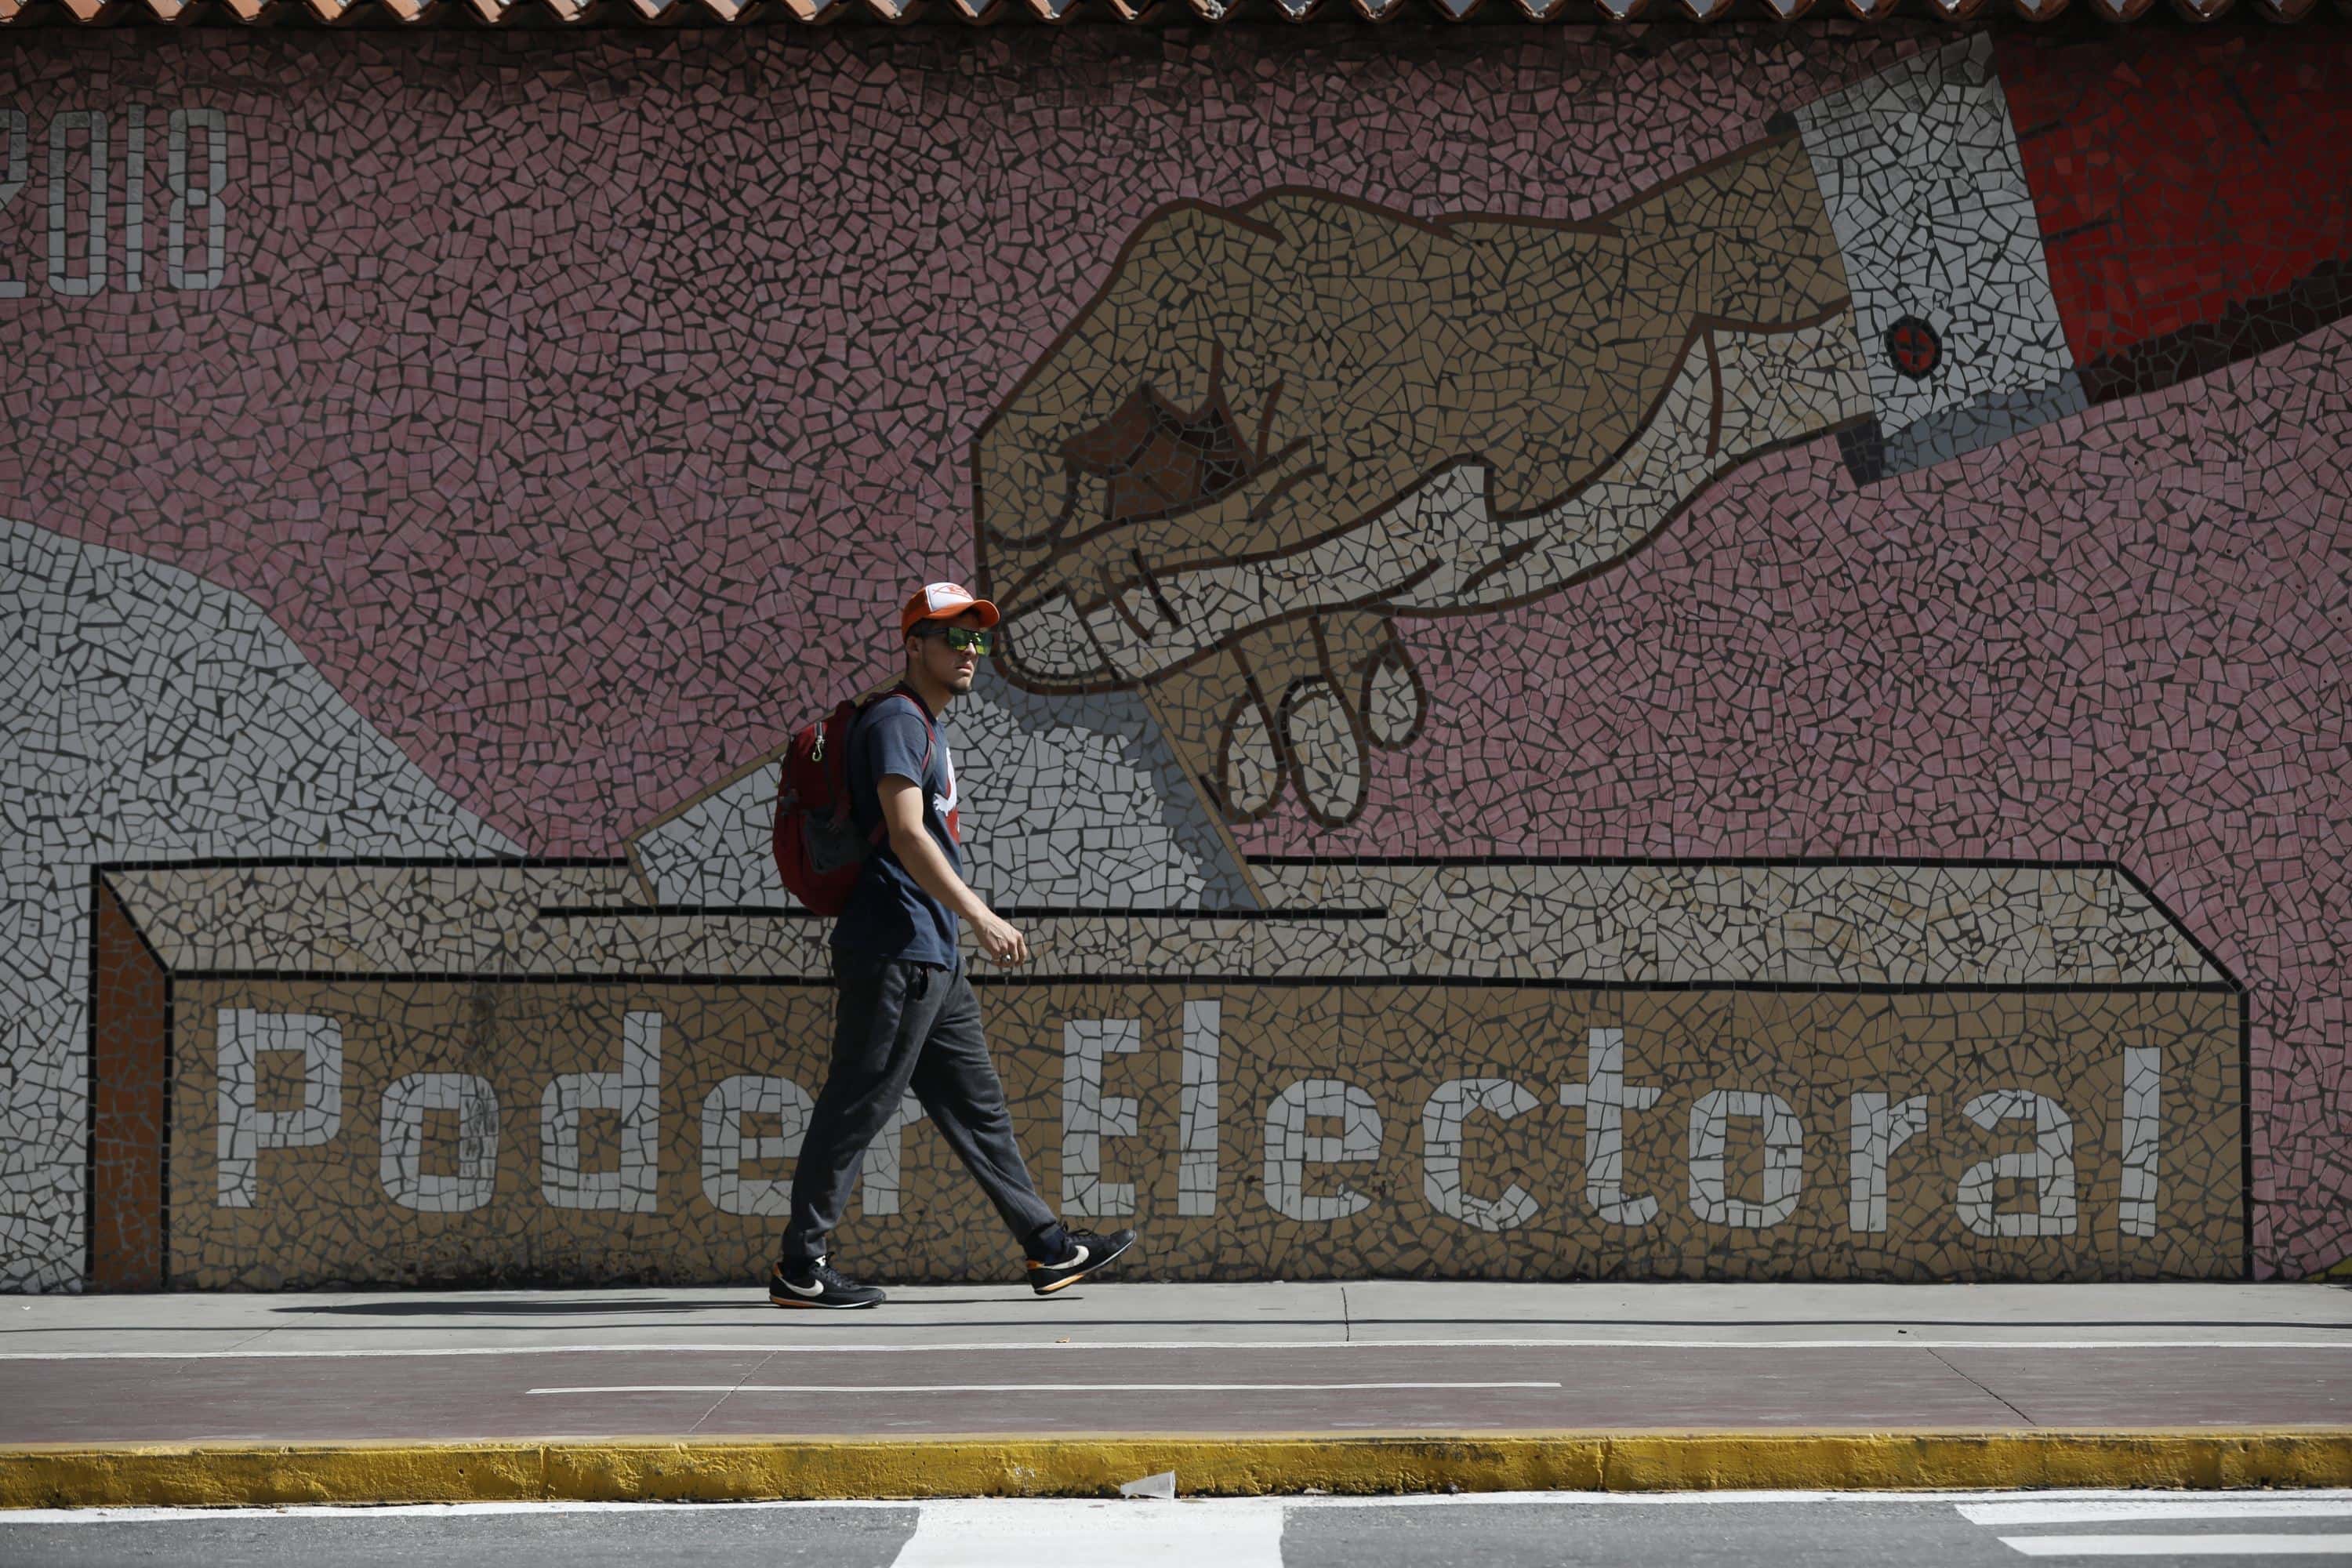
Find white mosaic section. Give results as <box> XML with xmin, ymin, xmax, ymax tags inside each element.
<box><xmin>1061</xmin><ymin>1017</ymin><xmax>1140</xmax><ymax>1218</ymax></box>
<box><xmin>539</xmin><ymin>1009</ymin><xmax>662</xmax><ymax>1214</ymax></box>
<box><xmin>216</xmin><ymin>1010</ymin><xmax>344</xmax><ymax>1210</ymax></box>
<box><xmin>1958</xmin><ymin>1087</ymin><xmax>2078</xmax><ymax>1238</ymax></box>
<box><xmin>0</xmin><ymin>517</ymin><xmax>523</xmax><ymax>1291</ymax></box>
<box><xmin>1264</xmin><ymin>1077</ymin><xmax>1382</xmax><ymax>1223</ymax></box>
<box><xmin>1266</xmin><ymin>861</ymin><xmax>2216</xmax><ymax>989</ymax></box>
<box><xmin>2121</xmin><ymin>1045</ymin><xmax>2163</xmax><ymax>1240</ymax></box>
<box><xmin>1176</xmin><ymin>998</ymin><xmax>1221</xmax><ymax>1218</ymax></box>
<box><xmin>699</xmin><ymin>1073</ymin><xmax>815</xmax><ymax>1219</ymax></box>
<box><xmin>381</xmin><ymin>1072</ymin><xmax>499</xmax><ymax>1215</ymax></box>
<box><xmin>1558</xmin><ymin>1027</ymin><xmax>1661</xmax><ymax>1229</ymax></box>
<box><xmin>1688</xmin><ymin>1087</ymin><xmax>1806</xmax><ymax>1229</ymax></box>
<box><xmin>626</xmin><ymin>665</ymin><xmax>1255</xmax><ymax>913</ymax></box>
<box><xmin>1798</xmin><ymin>35</ymin><xmax>2083</xmax><ymax>477</ymax></box>
<box><xmin>1849</xmin><ymin>1091</ymin><xmax>1932</xmax><ymax>1234</ymax></box>
<box><xmin>1422</xmin><ymin>1076</ymin><xmax>1541</xmax><ymax>1232</ymax></box>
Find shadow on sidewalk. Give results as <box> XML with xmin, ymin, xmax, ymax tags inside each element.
<box><xmin>272</xmin><ymin>1296</ymin><xmax>1070</xmax><ymax>1316</ymax></box>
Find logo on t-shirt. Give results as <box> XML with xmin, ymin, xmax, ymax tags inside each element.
<box><xmin>934</xmin><ymin>737</ymin><xmax>960</xmax><ymax>843</ymax></box>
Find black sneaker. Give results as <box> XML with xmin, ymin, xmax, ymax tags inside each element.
<box><xmin>1026</xmin><ymin>1228</ymin><xmax>1138</xmax><ymax>1295</ymax></box>
<box><xmin>768</xmin><ymin>1256</ymin><xmax>886</xmax><ymax>1311</ymax></box>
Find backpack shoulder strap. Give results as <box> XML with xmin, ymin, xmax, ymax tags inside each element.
<box><xmin>877</xmin><ymin>688</ymin><xmax>938</xmax><ymax>775</ymax></box>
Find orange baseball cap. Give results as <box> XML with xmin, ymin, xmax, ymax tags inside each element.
<box><xmin>899</xmin><ymin>581</ymin><xmax>1002</xmax><ymax>638</ymax></box>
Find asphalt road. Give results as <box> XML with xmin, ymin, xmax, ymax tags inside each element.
<box><xmin>5</xmin><ymin>1492</ymin><xmax>2352</xmax><ymax>1567</ymax></box>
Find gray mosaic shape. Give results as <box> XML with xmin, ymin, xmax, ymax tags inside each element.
<box><xmin>953</xmin><ymin>668</ymin><xmax>1258</xmax><ymax>911</ymax></box>
<box><xmin>0</xmin><ymin>516</ymin><xmax>522</xmax><ymax>1291</ymax></box>
<box><xmin>626</xmin><ymin>665</ymin><xmax>1257</xmax><ymax>913</ymax></box>
<box><xmin>624</xmin><ymin>756</ymin><xmax>790</xmax><ymax>909</ymax></box>
<box><xmin>1264</xmin><ymin>1077</ymin><xmax>1381</xmax><ymax>1223</ymax></box>
<box><xmin>1798</xmin><ymin>35</ymin><xmax>2082</xmax><ymax>480</ymax></box>
<box><xmin>1559</xmin><ymin>1025</ymin><xmax>1662</xmax><ymax>1229</ymax></box>
<box><xmin>97</xmin><ymin>858</ymin><xmax>2226</xmax><ymax>992</ymax></box>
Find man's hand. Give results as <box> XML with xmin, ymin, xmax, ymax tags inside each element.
<box><xmin>880</xmin><ymin>776</ymin><xmax>1029</xmax><ymax>967</ymax></box>
<box><xmin>974</xmin><ymin>143</ymin><xmax>1860</xmax><ymax>826</ymax></box>
<box><xmin>971</xmin><ymin>910</ymin><xmax>1030</xmax><ymax>968</ymax></box>
<box><xmin>972</xmin><ymin>194</ymin><xmax>1468</xmax><ymax>831</ymax></box>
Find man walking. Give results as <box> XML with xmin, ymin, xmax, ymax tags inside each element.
<box><xmin>770</xmin><ymin>582</ymin><xmax>1140</xmax><ymax>1310</ymax></box>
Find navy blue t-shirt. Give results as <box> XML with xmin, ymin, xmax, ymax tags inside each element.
<box><xmin>830</xmin><ymin>686</ymin><xmax>963</xmax><ymax>967</ymax></box>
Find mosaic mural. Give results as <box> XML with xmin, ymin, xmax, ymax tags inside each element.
<box><xmin>6</xmin><ymin>21</ymin><xmax>2350</xmax><ymax>1290</ymax></box>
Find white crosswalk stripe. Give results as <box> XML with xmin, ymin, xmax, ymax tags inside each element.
<box><xmin>1998</xmin><ymin>1534</ymin><xmax>2352</xmax><ymax>1557</ymax></box>
<box><xmin>1964</xmin><ymin>1501</ymin><xmax>2352</xmax><ymax>1527</ymax></box>
<box><xmin>11</xmin><ymin>1486</ymin><xmax>2352</xmax><ymax>1565</ymax></box>
<box><xmin>889</xmin><ymin>1498</ymin><xmax>1285</xmax><ymax>1567</ymax></box>
<box><xmin>1958</xmin><ymin>1493</ymin><xmax>2352</xmax><ymax>1560</ymax></box>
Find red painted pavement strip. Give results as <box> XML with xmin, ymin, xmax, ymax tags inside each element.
<box><xmin>5</xmin><ymin>1345</ymin><xmax>2347</xmax><ymax>1446</ymax></box>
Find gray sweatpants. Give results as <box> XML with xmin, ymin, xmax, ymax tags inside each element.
<box><xmin>780</xmin><ymin>949</ymin><xmax>1057</xmax><ymax>1267</ymax></box>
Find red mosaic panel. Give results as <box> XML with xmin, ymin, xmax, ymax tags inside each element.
<box><xmin>1999</xmin><ymin>29</ymin><xmax>2352</xmax><ymax>378</ymax></box>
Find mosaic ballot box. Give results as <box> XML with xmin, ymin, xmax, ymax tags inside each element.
<box><xmin>88</xmin><ymin>858</ymin><xmax>2246</xmax><ymax>1290</ymax></box>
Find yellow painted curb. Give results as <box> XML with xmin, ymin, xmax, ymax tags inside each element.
<box><xmin>3</xmin><ymin>1430</ymin><xmax>2349</xmax><ymax>1508</ymax></box>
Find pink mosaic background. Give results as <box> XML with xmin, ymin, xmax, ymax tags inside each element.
<box><xmin>2</xmin><ymin>24</ymin><xmax>2347</xmax><ymax>1277</ymax></box>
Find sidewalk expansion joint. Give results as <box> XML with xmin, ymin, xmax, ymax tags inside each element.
<box><xmin>1927</xmin><ymin>1347</ymin><xmax>2038</xmax><ymax>1428</ymax></box>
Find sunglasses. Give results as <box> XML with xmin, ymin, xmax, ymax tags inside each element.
<box><xmin>916</xmin><ymin>624</ymin><xmax>993</xmax><ymax>655</ymax></box>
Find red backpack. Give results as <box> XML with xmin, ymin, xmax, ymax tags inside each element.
<box><xmin>772</xmin><ymin>689</ymin><xmax>935</xmax><ymax>916</ymax></box>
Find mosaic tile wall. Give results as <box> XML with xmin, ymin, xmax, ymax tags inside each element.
<box><xmin>5</xmin><ymin>20</ymin><xmax>2349</xmax><ymax>1289</ymax></box>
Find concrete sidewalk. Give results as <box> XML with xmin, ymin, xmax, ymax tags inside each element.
<box><xmin>5</xmin><ymin>1282</ymin><xmax>2350</xmax><ymax>1505</ymax></box>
